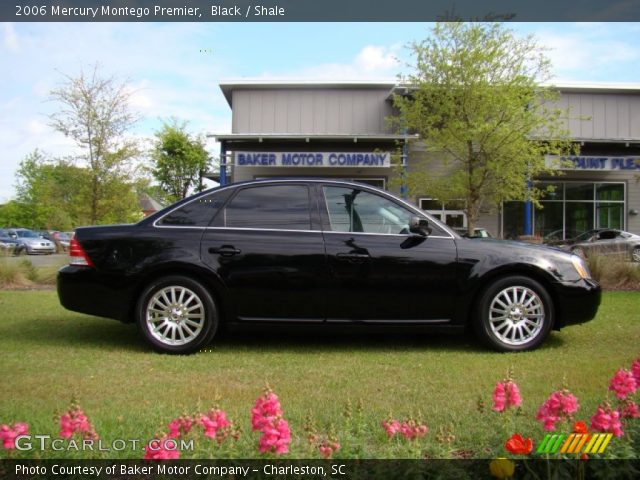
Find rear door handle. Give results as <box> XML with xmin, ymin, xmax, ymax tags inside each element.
<box><xmin>208</xmin><ymin>245</ymin><xmax>241</xmax><ymax>257</ymax></box>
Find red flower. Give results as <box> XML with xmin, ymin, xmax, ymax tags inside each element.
<box><xmin>504</xmin><ymin>433</ymin><xmax>533</xmax><ymax>455</ymax></box>
<box><xmin>573</xmin><ymin>421</ymin><xmax>589</xmax><ymax>434</ymax></box>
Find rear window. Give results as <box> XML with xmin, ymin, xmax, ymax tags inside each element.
<box><xmin>158</xmin><ymin>189</ymin><xmax>232</xmax><ymax>227</ymax></box>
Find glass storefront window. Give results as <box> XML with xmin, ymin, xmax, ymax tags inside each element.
<box><xmin>596</xmin><ymin>183</ymin><xmax>624</xmax><ymax>201</ymax></box>
<box><xmin>565</xmin><ymin>202</ymin><xmax>594</xmax><ymax>235</ymax></box>
<box><xmin>502</xmin><ymin>182</ymin><xmax>625</xmax><ymax>239</ymax></box>
<box><xmin>539</xmin><ymin>182</ymin><xmax>564</xmax><ymax>201</ymax></box>
<box><xmin>503</xmin><ymin>201</ymin><xmax>525</xmax><ymax>239</ymax></box>
<box><xmin>535</xmin><ymin>202</ymin><xmax>564</xmax><ymax>239</ymax></box>
<box><xmin>597</xmin><ymin>203</ymin><xmax>623</xmax><ymax>229</ymax></box>
<box><xmin>565</xmin><ymin>183</ymin><xmax>594</xmax><ymax>201</ymax></box>
<box><xmin>419</xmin><ymin>199</ymin><xmax>442</xmax><ymax>211</ymax></box>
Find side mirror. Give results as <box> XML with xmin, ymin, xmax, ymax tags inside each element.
<box><xmin>409</xmin><ymin>216</ymin><xmax>431</xmax><ymax>236</ymax></box>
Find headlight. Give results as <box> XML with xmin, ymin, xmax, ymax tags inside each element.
<box><xmin>571</xmin><ymin>255</ymin><xmax>591</xmax><ymax>280</ymax></box>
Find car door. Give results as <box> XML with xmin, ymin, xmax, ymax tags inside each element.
<box><xmin>319</xmin><ymin>184</ymin><xmax>458</xmax><ymax>323</ymax></box>
<box><xmin>592</xmin><ymin>230</ymin><xmax>618</xmax><ymax>256</ymax></box>
<box><xmin>200</xmin><ymin>183</ymin><xmax>327</xmax><ymax>322</ymax></box>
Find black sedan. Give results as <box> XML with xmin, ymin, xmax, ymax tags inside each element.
<box><xmin>58</xmin><ymin>179</ymin><xmax>601</xmax><ymax>354</ymax></box>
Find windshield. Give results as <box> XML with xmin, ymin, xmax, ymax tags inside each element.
<box><xmin>574</xmin><ymin>230</ymin><xmax>597</xmax><ymax>241</ymax></box>
<box><xmin>16</xmin><ymin>230</ymin><xmax>40</xmax><ymax>238</ymax></box>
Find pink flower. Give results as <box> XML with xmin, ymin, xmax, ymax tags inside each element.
<box><xmin>144</xmin><ymin>437</ymin><xmax>181</xmax><ymax>460</ymax></box>
<box><xmin>258</xmin><ymin>418</ymin><xmax>291</xmax><ymax>455</ymax></box>
<box><xmin>0</xmin><ymin>422</ymin><xmax>29</xmax><ymax>450</ymax></box>
<box><xmin>58</xmin><ymin>405</ymin><xmax>98</xmax><ymax>440</ymax></box>
<box><xmin>536</xmin><ymin>390</ymin><xmax>579</xmax><ymax>431</ymax></box>
<box><xmin>609</xmin><ymin>369</ymin><xmax>637</xmax><ymax>400</ymax></box>
<box><xmin>492</xmin><ymin>382</ymin><xmax>506</xmax><ymax>412</ymax></box>
<box><xmin>493</xmin><ymin>380</ymin><xmax>522</xmax><ymax>412</ymax></box>
<box><xmin>381</xmin><ymin>420</ymin><xmax>401</xmax><ymax>437</ymax></box>
<box><xmin>251</xmin><ymin>391</ymin><xmax>283</xmax><ymax>431</ymax></box>
<box><xmin>381</xmin><ymin>419</ymin><xmax>427</xmax><ymax>440</ymax></box>
<box><xmin>506</xmin><ymin>382</ymin><xmax>522</xmax><ymax>409</ymax></box>
<box><xmin>319</xmin><ymin>440</ymin><xmax>341</xmax><ymax>458</ymax></box>
<box><xmin>199</xmin><ymin>409</ymin><xmax>231</xmax><ymax>442</ymax></box>
<box><xmin>252</xmin><ymin>390</ymin><xmax>291</xmax><ymax>456</ymax></box>
<box><xmin>591</xmin><ymin>404</ymin><xmax>624</xmax><ymax>437</ymax></box>
<box><xmin>167</xmin><ymin>415</ymin><xmax>194</xmax><ymax>438</ymax></box>
<box><xmin>621</xmin><ymin>401</ymin><xmax>639</xmax><ymax>419</ymax></box>
<box><xmin>631</xmin><ymin>359</ymin><xmax>640</xmax><ymax>385</ymax></box>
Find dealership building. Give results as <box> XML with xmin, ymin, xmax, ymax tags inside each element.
<box><xmin>213</xmin><ymin>80</ymin><xmax>640</xmax><ymax>238</ymax></box>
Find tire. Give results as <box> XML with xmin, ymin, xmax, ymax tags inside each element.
<box><xmin>136</xmin><ymin>275</ymin><xmax>218</xmax><ymax>354</ymax></box>
<box><xmin>474</xmin><ymin>276</ymin><xmax>554</xmax><ymax>352</ymax></box>
<box><xmin>632</xmin><ymin>247</ymin><xmax>640</xmax><ymax>263</ymax></box>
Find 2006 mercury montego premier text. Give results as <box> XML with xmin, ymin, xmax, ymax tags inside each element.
<box><xmin>57</xmin><ymin>179</ymin><xmax>601</xmax><ymax>354</ymax></box>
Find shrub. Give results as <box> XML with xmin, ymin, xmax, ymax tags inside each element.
<box><xmin>0</xmin><ymin>258</ymin><xmax>34</xmax><ymax>288</ymax></box>
<box><xmin>586</xmin><ymin>253</ymin><xmax>640</xmax><ymax>290</ymax></box>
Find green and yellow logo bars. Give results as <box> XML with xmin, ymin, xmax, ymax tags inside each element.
<box><xmin>536</xmin><ymin>433</ymin><xmax>613</xmax><ymax>455</ymax></box>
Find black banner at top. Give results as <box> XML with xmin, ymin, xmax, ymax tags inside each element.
<box><xmin>3</xmin><ymin>0</ymin><xmax>640</xmax><ymax>22</ymax></box>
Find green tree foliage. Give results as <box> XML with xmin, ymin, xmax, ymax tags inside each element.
<box><xmin>14</xmin><ymin>150</ymin><xmax>90</xmax><ymax>229</ymax></box>
<box><xmin>151</xmin><ymin>120</ymin><xmax>211</xmax><ymax>202</ymax></box>
<box><xmin>9</xmin><ymin>149</ymin><xmax>141</xmax><ymax>230</ymax></box>
<box><xmin>393</xmin><ymin>23</ymin><xmax>575</xmax><ymax>233</ymax></box>
<box><xmin>0</xmin><ymin>200</ymin><xmax>27</xmax><ymax>229</ymax></box>
<box><xmin>48</xmin><ymin>65</ymin><xmax>141</xmax><ymax>224</ymax></box>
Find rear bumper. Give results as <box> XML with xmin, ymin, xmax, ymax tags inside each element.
<box><xmin>553</xmin><ymin>278</ymin><xmax>601</xmax><ymax>328</ymax></box>
<box><xmin>57</xmin><ymin>266</ymin><xmax>135</xmax><ymax>322</ymax></box>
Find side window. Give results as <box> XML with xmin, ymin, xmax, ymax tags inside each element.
<box><xmin>597</xmin><ymin>230</ymin><xmax>616</xmax><ymax>240</ymax></box>
<box><xmin>220</xmin><ymin>185</ymin><xmax>311</xmax><ymax>230</ymax></box>
<box><xmin>323</xmin><ymin>187</ymin><xmax>413</xmax><ymax>234</ymax></box>
<box><xmin>158</xmin><ymin>189</ymin><xmax>232</xmax><ymax>227</ymax></box>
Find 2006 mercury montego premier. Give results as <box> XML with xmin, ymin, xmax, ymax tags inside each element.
<box><xmin>57</xmin><ymin>179</ymin><xmax>601</xmax><ymax>354</ymax></box>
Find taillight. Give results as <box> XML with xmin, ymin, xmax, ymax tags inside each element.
<box><xmin>69</xmin><ymin>237</ymin><xmax>94</xmax><ymax>267</ymax></box>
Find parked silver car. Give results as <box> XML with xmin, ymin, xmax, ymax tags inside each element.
<box><xmin>0</xmin><ymin>229</ymin><xmax>19</xmax><ymax>254</ymax></box>
<box><xmin>555</xmin><ymin>229</ymin><xmax>640</xmax><ymax>262</ymax></box>
<box><xmin>8</xmin><ymin>228</ymin><xmax>56</xmax><ymax>255</ymax></box>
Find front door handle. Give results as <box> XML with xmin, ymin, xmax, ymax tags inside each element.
<box><xmin>336</xmin><ymin>252</ymin><xmax>370</xmax><ymax>263</ymax></box>
<box><xmin>209</xmin><ymin>245</ymin><xmax>241</xmax><ymax>257</ymax></box>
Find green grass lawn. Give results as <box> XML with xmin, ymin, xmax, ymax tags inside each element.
<box><xmin>0</xmin><ymin>290</ymin><xmax>638</xmax><ymax>459</ymax></box>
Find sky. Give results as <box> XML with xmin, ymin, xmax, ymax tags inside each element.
<box><xmin>1</xmin><ymin>21</ymin><xmax>640</xmax><ymax>202</ymax></box>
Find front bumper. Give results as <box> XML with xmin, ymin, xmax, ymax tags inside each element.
<box><xmin>553</xmin><ymin>278</ymin><xmax>601</xmax><ymax>328</ymax></box>
<box><xmin>26</xmin><ymin>243</ymin><xmax>55</xmax><ymax>254</ymax></box>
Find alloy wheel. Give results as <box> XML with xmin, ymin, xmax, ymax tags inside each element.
<box><xmin>488</xmin><ymin>286</ymin><xmax>545</xmax><ymax>346</ymax></box>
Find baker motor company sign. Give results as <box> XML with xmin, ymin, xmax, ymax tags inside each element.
<box><xmin>235</xmin><ymin>151</ymin><xmax>391</xmax><ymax>168</ymax></box>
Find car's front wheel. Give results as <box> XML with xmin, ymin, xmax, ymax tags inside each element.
<box><xmin>474</xmin><ymin>276</ymin><xmax>554</xmax><ymax>352</ymax></box>
<box><xmin>136</xmin><ymin>275</ymin><xmax>218</xmax><ymax>354</ymax></box>
<box><xmin>632</xmin><ymin>246</ymin><xmax>640</xmax><ymax>263</ymax></box>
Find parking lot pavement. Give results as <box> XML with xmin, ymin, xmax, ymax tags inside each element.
<box><xmin>3</xmin><ymin>253</ymin><xmax>68</xmax><ymax>268</ymax></box>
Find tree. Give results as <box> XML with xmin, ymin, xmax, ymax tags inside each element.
<box><xmin>14</xmin><ymin>149</ymin><xmax>89</xmax><ymax>229</ymax></box>
<box><xmin>393</xmin><ymin>23</ymin><xmax>575</xmax><ymax>234</ymax></box>
<box><xmin>49</xmin><ymin>65</ymin><xmax>141</xmax><ymax>224</ymax></box>
<box><xmin>150</xmin><ymin>120</ymin><xmax>211</xmax><ymax>202</ymax></box>
<box><xmin>11</xmin><ymin>149</ymin><xmax>141</xmax><ymax>230</ymax></box>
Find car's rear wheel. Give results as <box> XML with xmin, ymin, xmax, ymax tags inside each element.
<box><xmin>474</xmin><ymin>276</ymin><xmax>554</xmax><ymax>352</ymax></box>
<box><xmin>136</xmin><ymin>275</ymin><xmax>218</xmax><ymax>354</ymax></box>
<box><xmin>632</xmin><ymin>246</ymin><xmax>640</xmax><ymax>263</ymax></box>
